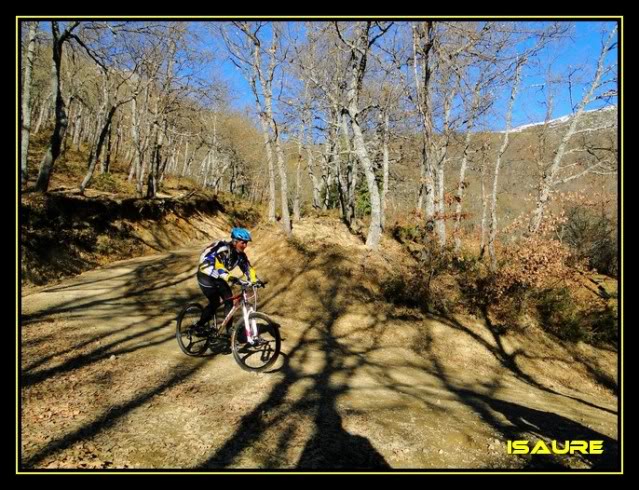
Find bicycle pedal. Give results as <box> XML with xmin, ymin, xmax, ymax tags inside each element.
<box><xmin>249</xmin><ymin>337</ymin><xmax>268</xmax><ymax>347</ymax></box>
<box><xmin>192</xmin><ymin>327</ymin><xmax>208</xmax><ymax>338</ymax></box>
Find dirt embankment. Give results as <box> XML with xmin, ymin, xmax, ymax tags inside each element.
<box><xmin>20</xmin><ymin>190</ymin><xmax>258</xmax><ymax>288</ymax></box>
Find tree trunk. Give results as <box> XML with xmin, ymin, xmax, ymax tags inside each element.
<box><xmin>340</xmin><ymin>111</ymin><xmax>357</xmax><ymax>227</ymax></box>
<box><xmin>112</xmin><ymin>112</ymin><xmax>123</xmax><ymax>163</ymax></box>
<box><xmin>380</xmin><ymin>111</ymin><xmax>390</xmax><ymax>231</ymax></box>
<box><xmin>80</xmin><ymin>106</ymin><xmax>116</xmax><ymax>192</ymax></box>
<box><xmin>293</xmin><ymin>138</ymin><xmax>302</xmax><ymax>221</ymax></box>
<box><xmin>272</xmin><ymin>125</ymin><xmax>292</xmax><ymax>233</ymax></box>
<box><xmin>453</xmin><ymin>132</ymin><xmax>472</xmax><ymax>254</ymax></box>
<box><xmin>488</xmin><ymin>62</ymin><xmax>522</xmax><ymax>270</ymax></box>
<box><xmin>101</xmin><ymin>118</ymin><xmax>113</xmax><ymax>174</ymax></box>
<box><xmin>20</xmin><ymin>21</ymin><xmax>38</xmax><ymax>187</ymax></box>
<box><xmin>479</xmin><ymin>159</ymin><xmax>488</xmax><ymax>259</ymax></box>
<box><xmin>35</xmin><ymin>22</ymin><xmax>77</xmax><ymax>193</ymax></box>
<box><xmin>72</xmin><ymin>103</ymin><xmax>84</xmax><ymax>148</ymax></box>
<box><xmin>201</xmin><ymin>149</ymin><xmax>212</xmax><ymax>188</ymax></box>
<box><xmin>261</xmin><ymin>72</ymin><xmax>292</xmax><ymax>233</ymax></box>
<box><xmin>334</xmin><ymin>112</ymin><xmax>350</xmax><ymax>224</ymax></box>
<box><xmin>304</xmin><ymin>123</ymin><xmax>321</xmax><ymax>210</ymax></box>
<box><xmin>34</xmin><ymin>89</ymin><xmax>52</xmax><ymax>135</ymax></box>
<box><xmin>453</xmin><ymin>87</ymin><xmax>481</xmax><ymax>254</ymax></box>
<box><xmin>435</xmin><ymin>149</ymin><xmax>447</xmax><ymax>247</ymax></box>
<box><xmin>181</xmin><ymin>140</ymin><xmax>190</xmax><ymax>177</ymax></box>
<box><xmin>146</xmin><ymin>120</ymin><xmax>165</xmax><ymax>199</ymax></box>
<box><xmin>257</xmin><ymin>113</ymin><xmax>277</xmax><ymax>221</ymax></box>
<box><xmin>412</xmin><ymin>21</ymin><xmax>437</xmax><ymax>233</ymax></box>
<box><xmin>321</xmin><ymin>146</ymin><xmax>333</xmax><ymax>211</ymax></box>
<box><xmin>132</xmin><ymin>90</ymin><xmax>149</xmax><ymax>197</ymax></box>
<box><xmin>349</xmin><ymin>108</ymin><xmax>382</xmax><ymax>249</ymax></box>
<box><xmin>421</xmin><ymin>141</ymin><xmax>436</xmax><ymax>227</ymax></box>
<box><xmin>129</xmin><ymin>96</ymin><xmax>141</xmax><ymax>185</ymax></box>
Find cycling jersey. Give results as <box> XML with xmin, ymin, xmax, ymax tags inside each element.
<box><xmin>198</xmin><ymin>240</ymin><xmax>257</xmax><ymax>284</ymax></box>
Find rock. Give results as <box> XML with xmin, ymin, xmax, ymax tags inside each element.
<box><xmin>109</xmin><ymin>355</ymin><xmax>116</xmax><ymax>361</ymax></box>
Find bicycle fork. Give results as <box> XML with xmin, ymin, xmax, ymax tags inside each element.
<box><xmin>242</xmin><ymin>303</ymin><xmax>258</xmax><ymax>343</ymax></box>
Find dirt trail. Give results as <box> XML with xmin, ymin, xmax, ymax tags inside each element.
<box><xmin>20</xmin><ymin>219</ymin><xmax>619</xmax><ymax>470</ymax></box>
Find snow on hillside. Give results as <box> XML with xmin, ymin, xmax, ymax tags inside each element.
<box><xmin>500</xmin><ymin>105</ymin><xmax>617</xmax><ymax>133</ymax></box>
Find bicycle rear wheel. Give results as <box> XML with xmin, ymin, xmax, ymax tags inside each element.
<box><xmin>176</xmin><ymin>303</ymin><xmax>209</xmax><ymax>356</ymax></box>
<box><xmin>231</xmin><ymin>312</ymin><xmax>281</xmax><ymax>372</ymax></box>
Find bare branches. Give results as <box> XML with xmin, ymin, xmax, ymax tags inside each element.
<box><xmin>68</xmin><ymin>33</ymin><xmax>109</xmax><ymax>73</ymax></box>
<box><xmin>368</xmin><ymin>21</ymin><xmax>394</xmax><ymax>48</ymax></box>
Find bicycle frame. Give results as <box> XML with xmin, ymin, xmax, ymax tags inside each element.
<box><xmin>216</xmin><ymin>286</ymin><xmax>259</xmax><ymax>341</ymax></box>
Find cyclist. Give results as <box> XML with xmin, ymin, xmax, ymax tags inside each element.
<box><xmin>194</xmin><ymin>227</ymin><xmax>260</xmax><ymax>341</ymax></box>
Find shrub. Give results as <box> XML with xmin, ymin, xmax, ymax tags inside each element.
<box><xmin>531</xmin><ymin>286</ymin><xmax>616</xmax><ymax>345</ymax></box>
<box><xmin>588</xmin><ymin>302</ymin><xmax>618</xmax><ymax>345</ymax></box>
<box><xmin>381</xmin><ymin>241</ymin><xmax>466</xmax><ymax>315</ymax></box>
<box><xmin>489</xmin><ymin>226</ymin><xmax>585</xmax><ymax>296</ymax></box>
<box><xmin>355</xmin><ymin>179</ymin><xmax>371</xmax><ymax>216</ymax></box>
<box><xmin>92</xmin><ymin>172</ymin><xmax>120</xmax><ymax>193</ymax></box>
<box><xmin>534</xmin><ymin>287</ymin><xmax>585</xmax><ymax>341</ymax></box>
<box><xmin>224</xmin><ymin>198</ymin><xmax>262</xmax><ymax>227</ymax></box>
<box><xmin>562</xmin><ymin>205</ymin><xmax>618</xmax><ymax>277</ymax></box>
<box><xmin>392</xmin><ymin>224</ymin><xmax>424</xmax><ymax>244</ymax></box>
<box><xmin>380</xmin><ymin>272</ymin><xmax>429</xmax><ymax>311</ymax></box>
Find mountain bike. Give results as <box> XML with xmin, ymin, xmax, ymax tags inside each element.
<box><xmin>176</xmin><ymin>280</ymin><xmax>281</xmax><ymax>372</ymax></box>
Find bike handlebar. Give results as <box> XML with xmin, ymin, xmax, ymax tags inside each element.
<box><xmin>240</xmin><ymin>280</ymin><xmax>268</xmax><ymax>290</ymax></box>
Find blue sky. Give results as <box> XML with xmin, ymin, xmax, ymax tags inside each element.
<box><xmin>504</xmin><ymin>20</ymin><xmax>619</xmax><ymax>129</ymax></box>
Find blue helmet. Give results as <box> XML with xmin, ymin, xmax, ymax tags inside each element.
<box><xmin>231</xmin><ymin>227</ymin><xmax>252</xmax><ymax>242</ymax></box>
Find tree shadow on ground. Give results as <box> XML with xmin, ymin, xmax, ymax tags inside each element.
<box><xmin>419</xmin><ymin>326</ymin><xmax>620</xmax><ymax>471</ymax></box>
<box><xmin>20</xmin><ymin>251</ymin><xmax>211</xmax><ymax>468</ymax></box>
<box><xmin>429</xmin><ymin>309</ymin><xmax>617</xmax><ymax>416</ymax></box>
<box><xmin>202</xmin><ymin>240</ymin><xmax>619</xmax><ymax>471</ymax></box>
<box><xmin>202</xmin><ymin>250</ymin><xmax>390</xmax><ymax>470</ymax></box>
<box><xmin>21</xmin><ymin>359</ymin><xmax>208</xmax><ymax>469</ymax></box>
<box><xmin>296</xmin><ymin>402</ymin><xmax>390</xmax><ymax>470</ymax></box>
<box><xmin>457</xmin><ymin>389</ymin><xmax>620</xmax><ymax>471</ymax></box>
<box><xmin>22</xmin><ymin>252</ymin><xmax>196</xmax><ymax>325</ymax></box>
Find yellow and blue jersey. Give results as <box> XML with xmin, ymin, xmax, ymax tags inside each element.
<box><xmin>198</xmin><ymin>240</ymin><xmax>257</xmax><ymax>284</ymax></box>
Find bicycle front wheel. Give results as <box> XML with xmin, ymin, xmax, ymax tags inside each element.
<box><xmin>176</xmin><ymin>303</ymin><xmax>209</xmax><ymax>356</ymax></box>
<box><xmin>231</xmin><ymin>312</ymin><xmax>281</xmax><ymax>372</ymax></box>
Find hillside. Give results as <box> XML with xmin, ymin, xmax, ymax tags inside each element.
<box><xmin>20</xmin><ymin>211</ymin><xmax>618</xmax><ymax>470</ymax></box>
<box><xmin>20</xmin><ymin>184</ymin><xmax>262</xmax><ymax>289</ymax></box>
<box><xmin>389</xmin><ymin>105</ymin><xmax>618</xmax><ymax>231</ymax></box>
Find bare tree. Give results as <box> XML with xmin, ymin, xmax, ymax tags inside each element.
<box><xmin>293</xmin><ymin>23</ymin><xmax>361</xmax><ymax>227</ymax></box>
<box><xmin>79</xmin><ymin>66</ymin><xmax>139</xmax><ymax>192</ymax></box>
<box><xmin>488</xmin><ymin>59</ymin><xmax>524</xmax><ymax>270</ymax></box>
<box><xmin>453</xmin><ymin>77</ymin><xmax>492</xmax><ymax>254</ymax></box>
<box><xmin>301</xmin><ymin>87</ymin><xmax>322</xmax><ymax>210</ymax></box>
<box><xmin>411</xmin><ymin>21</ymin><xmax>437</xmax><ymax>228</ymax></box>
<box><xmin>20</xmin><ymin>21</ymin><xmax>38</xmax><ymax>187</ymax></box>
<box><xmin>293</xmin><ymin>134</ymin><xmax>303</xmax><ymax>221</ymax></box>
<box><xmin>528</xmin><ymin>25</ymin><xmax>618</xmax><ymax>234</ymax></box>
<box><xmin>334</xmin><ymin>21</ymin><xmax>393</xmax><ymax>249</ymax></box>
<box><xmin>260</xmin><ymin>23</ymin><xmax>292</xmax><ymax>233</ymax></box>
<box><xmin>34</xmin><ymin>21</ymin><xmax>79</xmax><ymax>192</ymax></box>
<box><xmin>220</xmin><ymin>22</ymin><xmax>282</xmax><ymax>224</ymax></box>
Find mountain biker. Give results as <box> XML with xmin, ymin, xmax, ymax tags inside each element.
<box><xmin>194</xmin><ymin>227</ymin><xmax>259</xmax><ymax>339</ymax></box>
